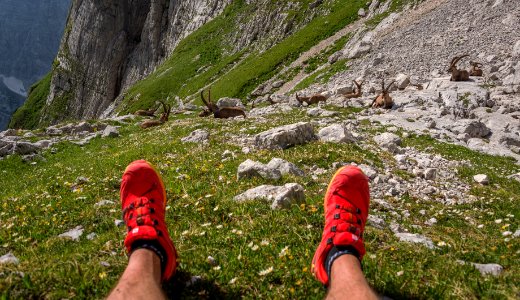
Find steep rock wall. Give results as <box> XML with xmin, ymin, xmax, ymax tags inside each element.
<box><xmin>44</xmin><ymin>0</ymin><xmax>230</xmax><ymax>123</ymax></box>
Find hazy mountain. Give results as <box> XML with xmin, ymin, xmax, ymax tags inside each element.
<box><xmin>0</xmin><ymin>0</ymin><xmax>70</xmax><ymax>129</ymax></box>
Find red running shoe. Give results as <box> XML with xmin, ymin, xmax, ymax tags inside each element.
<box><xmin>311</xmin><ymin>166</ymin><xmax>370</xmax><ymax>286</ymax></box>
<box><xmin>121</xmin><ymin>160</ymin><xmax>177</xmax><ymax>281</ymax></box>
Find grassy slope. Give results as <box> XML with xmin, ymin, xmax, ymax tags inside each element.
<box><xmin>121</xmin><ymin>0</ymin><xmax>365</xmax><ymax>113</ymax></box>
<box><xmin>9</xmin><ymin>73</ymin><xmax>52</xmax><ymax>130</ymax></box>
<box><xmin>0</xmin><ymin>107</ymin><xmax>518</xmax><ymax>299</ymax></box>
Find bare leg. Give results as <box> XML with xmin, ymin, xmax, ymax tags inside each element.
<box><xmin>326</xmin><ymin>255</ymin><xmax>378</xmax><ymax>300</ymax></box>
<box><xmin>108</xmin><ymin>249</ymin><xmax>165</xmax><ymax>300</ymax></box>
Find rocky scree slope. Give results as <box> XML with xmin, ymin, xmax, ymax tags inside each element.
<box><xmin>290</xmin><ymin>0</ymin><xmax>520</xmax><ymax>163</ymax></box>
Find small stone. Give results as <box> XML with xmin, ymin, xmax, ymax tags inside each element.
<box><xmin>58</xmin><ymin>226</ymin><xmax>84</xmax><ymax>241</ymax></box>
<box><xmin>374</xmin><ymin>133</ymin><xmax>402</xmax><ymax>154</ymax></box>
<box><xmin>100</xmin><ymin>261</ymin><xmax>110</xmax><ymax>267</ymax></box>
<box><xmin>0</xmin><ymin>253</ymin><xmax>19</xmax><ymax>265</ymax></box>
<box><xmin>473</xmin><ymin>174</ymin><xmax>489</xmax><ymax>185</ymax></box>
<box><xmin>358</xmin><ymin>8</ymin><xmax>366</xmax><ymax>17</ymax></box>
<box><xmin>266</xmin><ymin>158</ymin><xmax>305</xmax><ymax>177</ymax></box>
<box><xmin>424</xmin><ymin>168</ymin><xmax>437</xmax><ymax>180</ymax></box>
<box><xmin>94</xmin><ymin>200</ymin><xmax>115</xmax><ymax>208</ymax></box>
<box><xmin>471</xmin><ymin>262</ymin><xmax>504</xmax><ymax>276</ymax></box>
<box><xmin>368</xmin><ymin>215</ymin><xmax>386</xmax><ymax>229</ymax></box>
<box><xmin>115</xmin><ymin>220</ymin><xmax>125</xmax><ymax>227</ymax></box>
<box><xmin>87</xmin><ymin>233</ymin><xmax>97</xmax><ymax>240</ymax></box>
<box><xmin>425</xmin><ymin>218</ymin><xmax>437</xmax><ymax>226</ymax></box>
<box><xmin>395</xmin><ymin>233</ymin><xmax>436</xmax><ymax>249</ymax></box>
<box><xmin>207</xmin><ymin>256</ymin><xmax>217</xmax><ymax>266</ymax></box>
<box><xmin>222</xmin><ymin>150</ymin><xmax>235</xmax><ymax>159</ymax></box>
<box><xmin>502</xmin><ymin>231</ymin><xmax>512</xmax><ymax>237</ymax></box>
<box><xmin>512</xmin><ymin>229</ymin><xmax>520</xmax><ymax>238</ymax></box>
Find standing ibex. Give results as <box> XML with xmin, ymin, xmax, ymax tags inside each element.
<box><xmin>448</xmin><ymin>55</ymin><xmax>470</xmax><ymax>81</ymax></box>
<box><xmin>469</xmin><ymin>61</ymin><xmax>483</xmax><ymax>77</ymax></box>
<box><xmin>200</xmin><ymin>88</ymin><xmax>246</xmax><ymax>119</ymax></box>
<box><xmin>371</xmin><ymin>79</ymin><xmax>396</xmax><ymax>109</ymax></box>
<box><xmin>295</xmin><ymin>93</ymin><xmax>327</xmax><ymax>105</ymax></box>
<box><xmin>342</xmin><ymin>80</ymin><xmax>364</xmax><ymax>99</ymax></box>
<box><xmin>140</xmin><ymin>101</ymin><xmax>171</xmax><ymax>129</ymax></box>
<box><xmin>134</xmin><ymin>105</ymin><xmax>159</xmax><ymax>117</ymax></box>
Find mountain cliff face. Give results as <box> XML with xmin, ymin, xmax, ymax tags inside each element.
<box><xmin>43</xmin><ymin>0</ymin><xmax>232</xmax><ymax>123</ymax></box>
<box><xmin>0</xmin><ymin>0</ymin><xmax>70</xmax><ymax>129</ymax></box>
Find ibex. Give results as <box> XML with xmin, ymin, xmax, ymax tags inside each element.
<box><xmin>295</xmin><ymin>93</ymin><xmax>327</xmax><ymax>105</ymax></box>
<box><xmin>371</xmin><ymin>79</ymin><xmax>396</xmax><ymax>109</ymax></box>
<box><xmin>134</xmin><ymin>105</ymin><xmax>159</xmax><ymax>117</ymax></box>
<box><xmin>469</xmin><ymin>61</ymin><xmax>483</xmax><ymax>77</ymax></box>
<box><xmin>267</xmin><ymin>94</ymin><xmax>279</xmax><ymax>105</ymax></box>
<box><xmin>140</xmin><ymin>101</ymin><xmax>171</xmax><ymax>129</ymax></box>
<box><xmin>342</xmin><ymin>80</ymin><xmax>363</xmax><ymax>99</ymax></box>
<box><xmin>448</xmin><ymin>55</ymin><xmax>470</xmax><ymax>81</ymax></box>
<box><xmin>200</xmin><ymin>88</ymin><xmax>247</xmax><ymax>119</ymax></box>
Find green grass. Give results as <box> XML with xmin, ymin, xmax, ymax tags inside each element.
<box><xmin>9</xmin><ymin>73</ymin><xmax>52</xmax><ymax>130</ymax></box>
<box><xmin>121</xmin><ymin>0</ymin><xmax>365</xmax><ymax>113</ymax></box>
<box><xmin>293</xmin><ymin>59</ymin><xmax>349</xmax><ymax>92</ymax></box>
<box><xmin>0</xmin><ymin>110</ymin><xmax>518</xmax><ymax>299</ymax></box>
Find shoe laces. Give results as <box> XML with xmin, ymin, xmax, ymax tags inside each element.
<box><xmin>122</xmin><ymin>185</ymin><xmax>162</xmax><ymax>235</ymax></box>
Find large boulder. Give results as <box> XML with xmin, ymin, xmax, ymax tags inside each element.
<box><xmin>451</xmin><ymin>120</ymin><xmax>490</xmax><ymax>138</ymax></box>
<box><xmin>348</xmin><ymin>40</ymin><xmax>372</xmax><ymax>59</ymax></box>
<box><xmin>395</xmin><ymin>73</ymin><xmax>410</xmax><ymax>90</ymax></box>
<box><xmin>234</xmin><ymin>183</ymin><xmax>305</xmax><ymax>209</ymax></box>
<box><xmin>374</xmin><ymin>132</ymin><xmax>402</xmax><ymax>153</ymax></box>
<box><xmin>266</xmin><ymin>158</ymin><xmax>305</xmax><ymax>177</ymax></box>
<box><xmin>237</xmin><ymin>159</ymin><xmax>282</xmax><ymax>180</ymax></box>
<box><xmin>318</xmin><ymin>124</ymin><xmax>357</xmax><ymax>143</ymax></box>
<box><xmin>254</xmin><ymin>122</ymin><xmax>316</xmax><ymax>150</ymax></box>
<box><xmin>181</xmin><ymin>129</ymin><xmax>210</xmax><ymax>144</ymax></box>
<box><xmin>216</xmin><ymin>97</ymin><xmax>245</xmax><ymax>109</ymax></box>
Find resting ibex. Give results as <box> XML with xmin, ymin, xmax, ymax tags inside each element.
<box><xmin>371</xmin><ymin>79</ymin><xmax>396</xmax><ymax>109</ymax></box>
<box><xmin>342</xmin><ymin>80</ymin><xmax>363</xmax><ymax>99</ymax></box>
<box><xmin>200</xmin><ymin>88</ymin><xmax>247</xmax><ymax>119</ymax></box>
<box><xmin>134</xmin><ymin>105</ymin><xmax>159</xmax><ymax>117</ymax></box>
<box><xmin>140</xmin><ymin>101</ymin><xmax>171</xmax><ymax>129</ymax></box>
<box><xmin>295</xmin><ymin>93</ymin><xmax>327</xmax><ymax>105</ymax></box>
<box><xmin>267</xmin><ymin>94</ymin><xmax>279</xmax><ymax>105</ymax></box>
<box><xmin>469</xmin><ymin>61</ymin><xmax>483</xmax><ymax>77</ymax></box>
<box><xmin>448</xmin><ymin>55</ymin><xmax>470</xmax><ymax>81</ymax></box>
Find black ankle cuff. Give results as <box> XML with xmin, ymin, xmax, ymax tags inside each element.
<box><xmin>131</xmin><ymin>240</ymin><xmax>167</xmax><ymax>274</ymax></box>
<box><xmin>325</xmin><ymin>246</ymin><xmax>360</xmax><ymax>281</ymax></box>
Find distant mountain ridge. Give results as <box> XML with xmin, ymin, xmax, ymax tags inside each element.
<box><xmin>0</xmin><ymin>0</ymin><xmax>70</xmax><ymax>129</ymax></box>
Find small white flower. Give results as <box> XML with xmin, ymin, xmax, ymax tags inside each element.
<box><xmin>258</xmin><ymin>266</ymin><xmax>274</xmax><ymax>276</ymax></box>
<box><xmin>495</xmin><ymin>219</ymin><xmax>502</xmax><ymax>224</ymax></box>
<box><xmin>502</xmin><ymin>231</ymin><xmax>512</xmax><ymax>236</ymax></box>
<box><xmin>201</xmin><ymin>223</ymin><xmax>211</xmax><ymax>227</ymax></box>
<box><xmin>251</xmin><ymin>245</ymin><xmax>259</xmax><ymax>251</ymax></box>
<box><xmin>248</xmin><ymin>242</ymin><xmax>254</xmax><ymax>248</ymax></box>
<box><xmin>237</xmin><ymin>254</ymin><xmax>242</xmax><ymax>260</ymax></box>
<box><xmin>216</xmin><ymin>225</ymin><xmax>223</xmax><ymax>229</ymax></box>
<box><xmin>212</xmin><ymin>266</ymin><xmax>221</xmax><ymax>271</ymax></box>
<box><xmin>477</xmin><ymin>224</ymin><xmax>484</xmax><ymax>229</ymax></box>
<box><xmin>279</xmin><ymin>246</ymin><xmax>289</xmax><ymax>258</ymax></box>
<box><xmin>181</xmin><ymin>230</ymin><xmax>190</xmax><ymax>236</ymax></box>
<box><xmin>437</xmin><ymin>241</ymin><xmax>446</xmax><ymax>247</ymax></box>
<box><xmin>229</xmin><ymin>277</ymin><xmax>238</xmax><ymax>284</ymax></box>
<box><xmin>396</xmin><ymin>271</ymin><xmax>404</xmax><ymax>276</ymax></box>
<box><xmin>260</xmin><ymin>240</ymin><xmax>270</xmax><ymax>246</ymax></box>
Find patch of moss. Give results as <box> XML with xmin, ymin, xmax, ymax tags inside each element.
<box><xmin>9</xmin><ymin>73</ymin><xmax>52</xmax><ymax>129</ymax></box>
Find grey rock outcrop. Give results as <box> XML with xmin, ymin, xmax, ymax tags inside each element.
<box><xmin>43</xmin><ymin>0</ymin><xmax>232</xmax><ymax>124</ymax></box>
<box><xmin>234</xmin><ymin>183</ymin><xmax>305</xmax><ymax>209</ymax></box>
<box><xmin>254</xmin><ymin>122</ymin><xmax>316</xmax><ymax>150</ymax></box>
